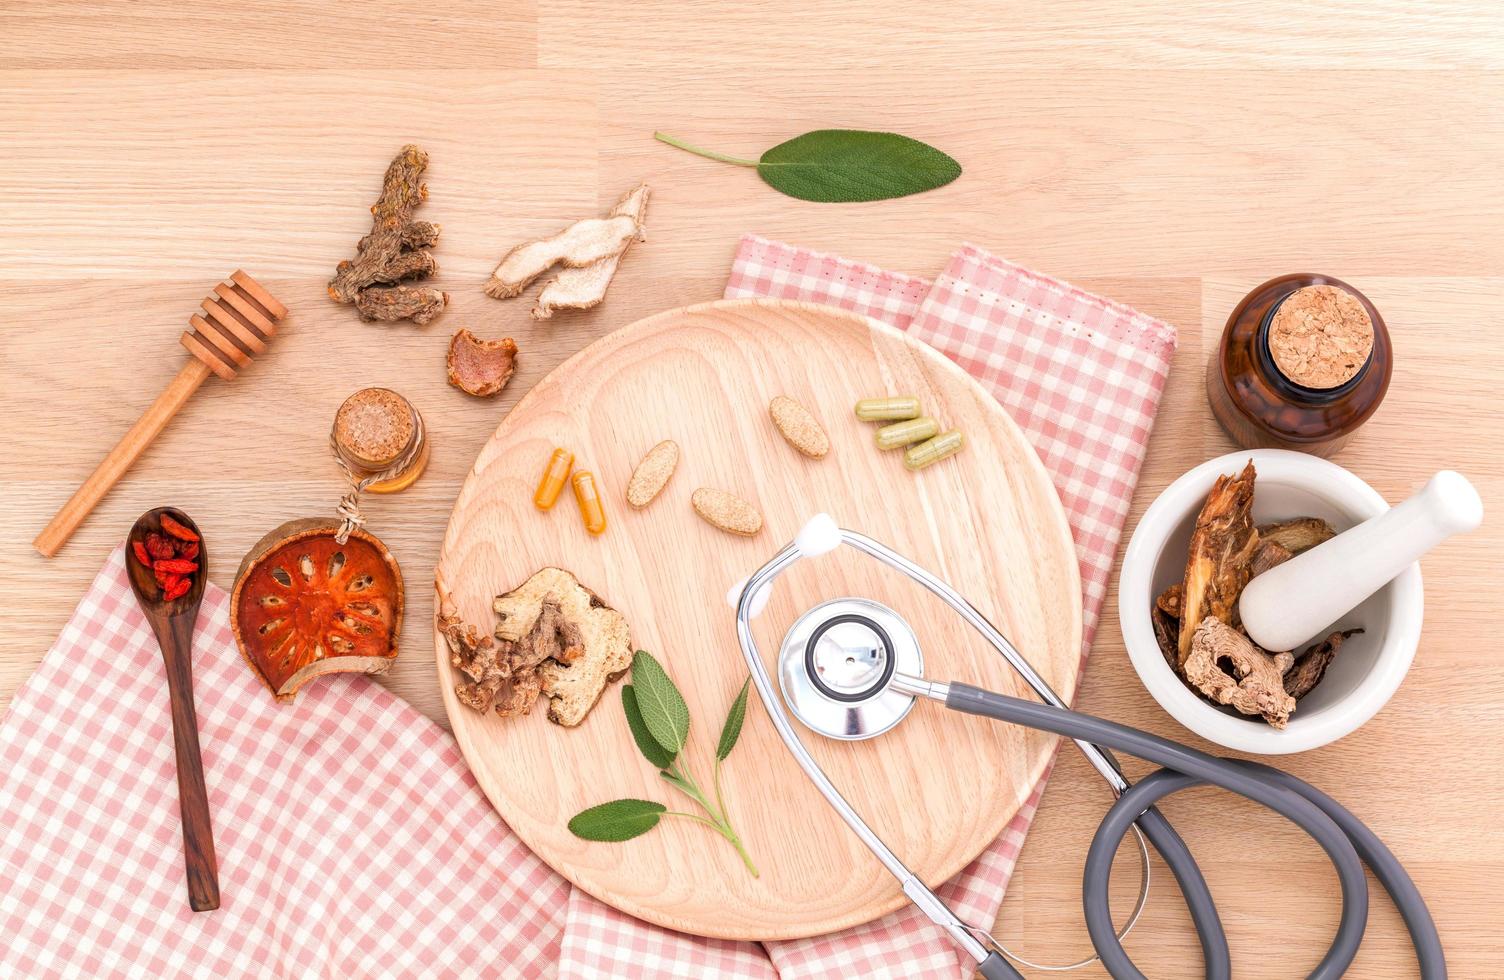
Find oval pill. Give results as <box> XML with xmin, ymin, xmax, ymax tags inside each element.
<box><xmin>626</xmin><ymin>439</ymin><xmax>679</xmax><ymax>509</ymax></box>
<box><xmin>903</xmin><ymin>430</ymin><xmax>965</xmax><ymax>470</ymax></box>
<box><xmin>875</xmin><ymin>416</ymin><xmax>939</xmax><ymax>450</ymax></box>
<box><xmin>533</xmin><ymin>447</ymin><xmax>574</xmax><ymax>510</ymax></box>
<box><xmin>854</xmin><ymin>396</ymin><xmax>921</xmax><ymax>422</ymax></box>
<box><xmin>572</xmin><ymin>470</ymin><xmax>607</xmax><ymax>535</ymax></box>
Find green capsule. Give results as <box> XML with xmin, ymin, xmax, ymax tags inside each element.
<box><xmin>875</xmin><ymin>416</ymin><xmax>939</xmax><ymax>450</ymax></box>
<box><xmin>854</xmin><ymin>396</ymin><xmax>921</xmax><ymax>422</ymax></box>
<box><xmin>903</xmin><ymin>430</ymin><xmax>965</xmax><ymax>471</ymax></box>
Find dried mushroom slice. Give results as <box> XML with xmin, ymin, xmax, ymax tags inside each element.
<box><xmin>1177</xmin><ymin>461</ymin><xmax>1260</xmax><ymax>668</ymax></box>
<box><xmin>493</xmin><ymin>568</ymin><xmax>632</xmax><ymax>727</ymax></box>
<box><xmin>231</xmin><ymin>519</ymin><xmax>403</xmax><ymax>702</ymax></box>
<box><xmin>446</xmin><ymin>329</ymin><xmax>519</xmax><ymax>397</ymax></box>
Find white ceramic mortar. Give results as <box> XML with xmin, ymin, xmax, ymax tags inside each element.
<box><xmin>1118</xmin><ymin>449</ymin><xmax>1423</xmax><ymax>754</ymax></box>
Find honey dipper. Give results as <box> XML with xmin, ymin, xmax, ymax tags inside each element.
<box><xmin>33</xmin><ymin>271</ymin><xmax>288</xmax><ymax>557</ymax></box>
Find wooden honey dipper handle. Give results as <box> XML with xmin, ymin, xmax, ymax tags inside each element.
<box><xmin>33</xmin><ymin>271</ymin><xmax>287</xmax><ymax>557</ymax></box>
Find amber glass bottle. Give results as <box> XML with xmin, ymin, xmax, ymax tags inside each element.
<box><xmin>1207</xmin><ymin>274</ymin><xmax>1391</xmax><ymax>457</ymax></box>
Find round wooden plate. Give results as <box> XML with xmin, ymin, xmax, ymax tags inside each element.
<box><xmin>435</xmin><ymin>299</ymin><xmax>1082</xmax><ymax>940</ymax></box>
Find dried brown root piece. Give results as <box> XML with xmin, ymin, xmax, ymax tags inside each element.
<box><xmin>446</xmin><ymin>328</ymin><xmax>519</xmax><ymax>397</ymax></box>
<box><xmin>355</xmin><ymin>284</ymin><xmax>450</xmax><ymax>326</ymax></box>
<box><xmin>493</xmin><ymin>568</ymin><xmax>632</xmax><ymax>727</ymax></box>
<box><xmin>329</xmin><ymin>144</ymin><xmax>448</xmax><ymax>326</ymax></box>
<box><xmin>1249</xmin><ymin>540</ymin><xmax>1293</xmax><ymax>579</ymax></box>
<box><xmin>485</xmin><ymin>215</ymin><xmax>640</xmax><ymax>300</ymax></box>
<box><xmin>1177</xmin><ymin>461</ymin><xmax>1260</xmax><ymax>668</ymax></box>
<box><xmin>1185</xmin><ymin>617</ymin><xmax>1296</xmax><ymax>728</ymax></box>
<box><xmin>1257</xmin><ymin>517</ymin><xmax>1337</xmax><ymax>555</ymax></box>
<box><xmin>533</xmin><ymin>184</ymin><xmax>651</xmax><ymax>320</ymax></box>
<box><xmin>439</xmin><ymin>586</ymin><xmax>515</xmax><ymax>716</ymax></box>
<box><xmin>1285</xmin><ymin>628</ymin><xmax>1363</xmax><ymax>700</ymax></box>
<box><xmin>1151</xmin><ymin>584</ymin><xmax>1181</xmax><ymax>673</ymax></box>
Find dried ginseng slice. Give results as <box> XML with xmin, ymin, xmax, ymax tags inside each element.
<box><xmin>231</xmin><ymin>518</ymin><xmax>403</xmax><ymax>702</ymax></box>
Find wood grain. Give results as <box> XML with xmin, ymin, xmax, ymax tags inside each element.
<box><xmin>1</xmin><ymin>3</ymin><xmax>1500</xmax><ymax>975</ymax></box>
<box><xmin>436</xmin><ymin>300</ymin><xmax>1082</xmax><ymax>939</ymax></box>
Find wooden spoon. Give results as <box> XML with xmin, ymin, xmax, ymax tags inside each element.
<box><xmin>125</xmin><ymin>507</ymin><xmax>220</xmax><ymax>912</ymax></box>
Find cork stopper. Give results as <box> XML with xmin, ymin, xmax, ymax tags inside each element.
<box><xmin>334</xmin><ymin>388</ymin><xmax>416</xmax><ymax>470</ymax></box>
<box><xmin>1267</xmin><ymin>285</ymin><xmax>1375</xmax><ymax>389</ymax></box>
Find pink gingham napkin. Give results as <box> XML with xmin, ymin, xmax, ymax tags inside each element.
<box><xmin>0</xmin><ymin>236</ymin><xmax>1174</xmax><ymax>980</ymax></box>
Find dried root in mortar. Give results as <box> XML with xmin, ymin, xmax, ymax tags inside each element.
<box><xmin>1157</xmin><ymin>463</ymin><xmax>1359</xmax><ymax>726</ymax></box>
<box><xmin>1176</xmin><ymin>460</ymin><xmax>1259</xmax><ymax>668</ymax></box>
<box><xmin>1285</xmin><ymin>628</ymin><xmax>1362</xmax><ymax>700</ymax></box>
<box><xmin>1185</xmin><ymin>616</ymin><xmax>1296</xmax><ymax>728</ymax></box>
<box><xmin>485</xmin><ymin>183</ymin><xmax>650</xmax><ymax>319</ymax></box>
<box><xmin>1258</xmin><ymin>517</ymin><xmax>1336</xmax><ymax>555</ymax></box>
<box><xmin>329</xmin><ymin>145</ymin><xmax>449</xmax><ymax>326</ymax></box>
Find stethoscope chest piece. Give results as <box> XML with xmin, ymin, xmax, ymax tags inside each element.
<box><xmin>777</xmin><ymin>598</ymin><xmax>923</xmax><ymax>741</ymax></box>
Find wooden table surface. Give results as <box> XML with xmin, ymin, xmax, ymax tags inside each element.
<box><xmin>2</xmin><ymin>2</ymin><xmax>1500</xmax><ymax>976</ymax></box>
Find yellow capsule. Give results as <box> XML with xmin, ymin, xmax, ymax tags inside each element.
<box><xmin>875</xmin><ymin>416</ymin><xmax>939</xmax><ymax>450</ymax></box>
<box><xmin>854</xmin><ymin>396</ymin><xmax>921</xmax><ymax>422</ymax></box>
<box><xmin>533</xmin><ymin>448</ymin><xmax>575</xmax><ymax>510</ymax></box>
<box><xmin>572</xmin><ymin>470</ymin><xmax>607</xmax><ymax>535</ymax></box>
<box><xmin>903</xmin><ymin>430</ymin><xmax>965</xmax><ymax>471</ymax></box>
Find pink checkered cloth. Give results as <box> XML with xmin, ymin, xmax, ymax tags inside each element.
<box><xmin>0</xmin><ymin>236</ymin><xmax>1174</xmax><ymax>980</ymax></box>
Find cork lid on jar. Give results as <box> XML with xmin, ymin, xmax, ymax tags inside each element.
<box><xmin>1267</xmin><ymin>285</ymin><xmax>1376</xmax><ymax>390</ymax></box>
<box><xmin>334</xmin><ymin>388</ymin><xmax>416</xmax><ymax>470</ymax></box>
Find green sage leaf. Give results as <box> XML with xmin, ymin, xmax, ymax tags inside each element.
<box><xmin>758</xmin><ymin>130</ymin><xmax>961</xmax><ymax>202</ymax></box>
<box><xmin>717</xmin><ymin>678</ymin><xmax>751</xmax><ymax>761</ymax></box>
<box><xmin>622</xmin><ymin>685</ymin><xmax>675</xmax><ymax>769</ymax></box>
<box><xmin>630</xmin><ymin>650</ymin><xmax>690</xmax><ymax>754</ymax></box>
<box><xmin>654</xmin><ymin>129</ymin><xmax>960</xmax><ymax>203</ymax></box>
<box><xmin>568</xmin><ymin>799</ymin><xmax>666</xmax><ymax>842</ymax></box>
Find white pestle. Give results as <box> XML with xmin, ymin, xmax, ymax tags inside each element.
<box><xmin>1240</xmin><ymin>471</ymin><xmax>1483</xmax><ymax>651</ymax></box>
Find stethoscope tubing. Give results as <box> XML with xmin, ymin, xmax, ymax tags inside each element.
<box><xmin>945</xmin><ymin>684</ymin><xmax>1444</xmax><ymax>979</ymax></box>
<box><xmin>735</xmin><ymin>522</ymin><xmax>1445</xmax><ymax>979</ymax></box>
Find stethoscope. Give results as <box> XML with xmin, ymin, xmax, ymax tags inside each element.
<box><xmin>733</xmin><ymin>515</ymin><xmax>1445</xmax><ymax>980</ymax></box>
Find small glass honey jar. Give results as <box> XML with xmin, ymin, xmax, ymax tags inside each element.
<box><xmin>1207</xmin><ymin>274</ymin><xmax>1392</xmax><ymax>458</ymax></box>
<box><xmin>332</xmin><ymin>387</ymin><xmax>430</xmax><ymax>493</ymax></box>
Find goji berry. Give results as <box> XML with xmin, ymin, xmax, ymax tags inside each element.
<box><xmin>159</xmin><ymin>514</ymin><xmax>199</xmax><ymax>543</ymax></box>
<box><xmin>178</xmin><ymin>540</ymin><xmax>199</xmax><ymax>560</ymax></box>
<box><xmin>154</xmin><ymin>566</ymin><xmax>181</xmax><ymax>590</ymax></box>
<box><xmin>164</xmin><ymin>577</ymin><xmax>191</xmax><ymax>601</ymax></box>
<box><xmin>153</xmin><ymin>558</ymin><xmax>199</xmax><ymax>575</ymax></box>
<box><xmin>132</xmin><ymin>540</ymin><xmax>153</xmax><ymax>568</ymax></box>
<box><xmin>145</xmin><ymin>532</ymin><xmax>174</xmax><ymax>561</ymax></box>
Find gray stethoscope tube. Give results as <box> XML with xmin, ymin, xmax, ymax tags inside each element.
<box><xmin>734</xmin><ymin>519</ymin><xmax>1445</xmax><ymax>980</ymax></box>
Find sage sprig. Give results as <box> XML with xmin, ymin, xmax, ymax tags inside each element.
<box><xmin>568</xmin><ymin>651</ymin><xmax>758</xmax><ymax>877</ymax></box>
<box><xmin>654</xmin><ymin>129</ymin><xmax>961</xmax><ymax>203</ymax></box>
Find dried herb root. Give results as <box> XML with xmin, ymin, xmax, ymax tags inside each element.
<box><xmin>329</xmin><ymin>144</ymin><xmax>448</xmax><ymax>326</ymax></box>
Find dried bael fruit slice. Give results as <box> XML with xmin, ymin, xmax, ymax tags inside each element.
<box><xmin>446</xmin><ymin>328</ymin><xmax>519</xmax><ymax>397</ymax></box>
<box><xmin>231</xmin><ymin>518</ymin><xmax>403</xmax><ymax>703</ymax></box>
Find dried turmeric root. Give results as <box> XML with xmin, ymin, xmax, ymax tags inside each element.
<box><xmin>329</xmin><ymin>145</ymin><xmax>449</xmax><ymax>326</ymax></box>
